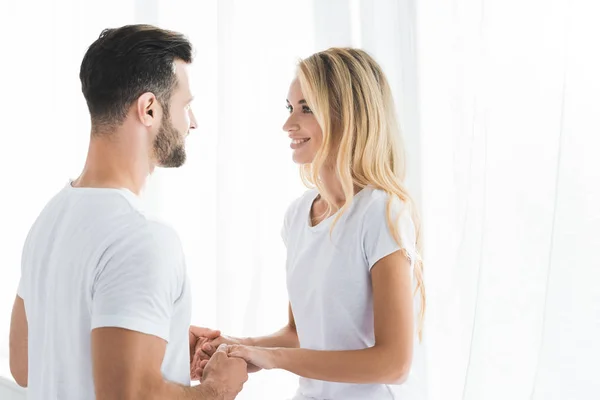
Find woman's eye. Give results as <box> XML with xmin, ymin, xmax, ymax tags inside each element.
<box><xmin>302</xmin><ymin>106</ymin><xmax>313</xmax><ymax>114</ymax></box>
<box><xmin>286</xmin><ymin>105</ymin><xmax>293</xmax><ymax>113</ymax></box>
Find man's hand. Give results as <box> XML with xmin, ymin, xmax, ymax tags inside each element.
<box><xmin>189</xmin><ymin>325</ymin><xmax>221</xmax><ymax>380</ymax></box>
<box><xmin>200</xmin><ymin>344</ymin><xmax>248</xmax><ymax>400</ymax></box>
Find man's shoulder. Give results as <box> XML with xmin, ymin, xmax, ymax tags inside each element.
<box><xmin>96</xmin><ymin>218</ymin><xmax>185</xmax><ymax>283</ymax></box>
<box><xmin>141</xmin><ymin>219</ymin><xmax>183</xmax><ymax>250</ymax></box>
<box><xmin>106</xmin><ymin>216</ymin><xmax>182</xmax><ymax>253</ymax></box>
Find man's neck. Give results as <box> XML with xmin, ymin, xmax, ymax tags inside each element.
<box><xmin>73</xmin><ymin>133</ymin><xmax>152</xmax><ymax>195</ymax></box>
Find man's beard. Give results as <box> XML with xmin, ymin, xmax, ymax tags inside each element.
<box><xmin>153</xmin><ymin>115</ymin><xmax>186</xmax><ymax>168</ymax></box>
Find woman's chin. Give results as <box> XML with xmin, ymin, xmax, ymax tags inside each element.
<box><xmin>292</xmin><ymin>155</ymin><xmax>314</xmax><ymax>165</ymax></box>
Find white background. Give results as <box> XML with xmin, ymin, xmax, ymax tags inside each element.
<box><xmin>0</xmin><ymin>1</ymin><xmax>599</xmax><ymax>399</ymax></box>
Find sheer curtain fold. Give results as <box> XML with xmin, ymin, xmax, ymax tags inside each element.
<box><xmin>419</xmin><ymin>1</ymin><xmax>600</xmax><ymax>399</ymax></box>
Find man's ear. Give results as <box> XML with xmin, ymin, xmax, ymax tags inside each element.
<box><xmin>136</xmin><ymin>92</ymin><xmax>158</xmax><ymax>127</ymax></box>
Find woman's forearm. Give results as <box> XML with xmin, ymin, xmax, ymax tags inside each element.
<box><xmin>243</xmin><ymin>325</ymin><xmax>299</xmax><ymax>349</ymax></box>
<box><xmin>270</xmin><ymin>346</ymin><xmax>410</xmax><ymax>385</ymax></box>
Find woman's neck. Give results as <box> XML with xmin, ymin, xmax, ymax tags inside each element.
<box><xmin>318</xmin><ymin>166</ymin><xmax>361</xmax><ymax>208</ymax></box>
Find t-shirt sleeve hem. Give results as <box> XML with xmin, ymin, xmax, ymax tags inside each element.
<box><xmin>17</xmin><ymin>278</ymin><xmax>25</xmax><ymax>300</ymax></box>
<box><xmin>368</xmin><ymin>246</ymin><xmax>415</xmax><ymax>271</ymax></box>
<box><xmin>91</xmin><ymin>316</ymin><xmax>170</xmax><ymax>342</ymax></box>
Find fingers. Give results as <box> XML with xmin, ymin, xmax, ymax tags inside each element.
<box><xmin>195</xmin><ymin>335</ymin><xmax>223</xmax><ymax>359</ymax></box>
<box><xmin>214</xmin><ymin>343</ymin><xmax>228</xmax><ymax>354</ymax></box>
<box><xmin>190</xmin><ymin>356</ymin><xmax>206</xmax><ymax>381</ymax></box>
<box><xmin>189</xmin><ymin>325</ymin><xmax>221</xmax><ymax>340</ymax></box>
<box><xmin>190</xmin><ymin>352</ymin><xmax>203</xmax><ymax>375</ymax></box>
<box><xmin>189</xmin><ymin>331</ymin><xmax>197</xmax><ymax>363</ymax></box>
<box><xmin>226</xmin><ymin>344</ymin><xmax>248</xmax><ymax>360</ymax></box>
<box><xmin>197</xmin><ymin>359</ymin><xmax>209</xmax><ymax>382</ymax></box>
<box><xmin>226</xmin><ymin>344</ymin><xmax>241</xmax><ymax>355</ymax></box>
<box><xmin>201</xmin><ymin>342</ymin><xmax>215</xmax><ymax>356</ymax></box>
<box><xmin>189</xmin><ymin>329</ymin><xmax>208</xmax><ymax>359</ymax></box>
<box><xmin>231</xmin><ymin>357</ymin><xmax>250</xmax><ymax>384</ymax></box>
<box><xmin>190</xmin><ymin>356</ymin><xmax>202</xmax><ymax>381</ymax></box>
<box><xmin>191</xmin><ymin>337</ymin><xmax>221</xmax><ymax>379</ymax></box>
<box><xmin>191</xmin><ymin>369</ymin><xmax>200</xmax><ymax>381</ymax></box>
<box><xmin>194</xmin><ymin>341</ymin><xmax>213</xmax><ymax>361</ymax></box>
<box><xmin>194</xmin><ymin>359</ymin><xmax>209</xmax><ymax>382</ymax></box>
<box><xmin>193</xmin><ymin>348</ymin><xmax>210</xmax><ymax>364</ymax></box>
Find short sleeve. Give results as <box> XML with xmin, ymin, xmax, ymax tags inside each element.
<box><xmin>281</xmin><ymin>191</ymin><xmax>313</xmax><ymax>247</ymax></box>
<box><xmin>18</xmin><ymin>228</ymin><xmax>34</xmax><ymax>300</ymax></box>
<box><xmin>363</xmin><ymin>193</ymin><xmax>417</xmax><ymax>271</ymax></box>
<box><xmin>90</xmin><ymin>222</ymin><xmax>183</xmax><ymax>342</ymax></box>
<box><xmin>17</xmin><ymin>277</ymin><xmax>25</xmax><ymax>299</ymax></box>
<box><xmin>281</xmin><ymin>215</ymin><xmax>288</xmax><ymax>247</ymax></box>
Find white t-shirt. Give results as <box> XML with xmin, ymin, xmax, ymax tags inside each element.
<box><xmin>17</xmin><ymin>183</ymin><xmax>192</xmax><ymax>399</ymax></box>
<box><xmin>283</xmin><ymin>187</ymin><xmax>426</xmax><ymax>400</ymax></box>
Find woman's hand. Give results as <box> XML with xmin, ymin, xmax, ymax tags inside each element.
<box><xmin>192</xmin><ymin>336</ymin><xmax>262</xmax><ymax>380</ymax></box>
<box><xmin>227</xmin><ymin>345</ymin><xmax>277</xmax><ymax>371</ymax></box>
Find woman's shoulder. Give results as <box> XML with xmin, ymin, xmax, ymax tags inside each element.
<box><xmin>358</xmin><ymin>187</ymin><xmax>411</xmax><ymax>217</ymax></box>
<box><xmin>284</xmin><ymin>188</ymin><xmax>318</xmax><ymax>222</ymax></box>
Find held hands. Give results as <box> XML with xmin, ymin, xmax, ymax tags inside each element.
<box><xmin>192</xmin><ymin>334</ymin><xmax>243</xmax><ymax>380</ymax></box>
<box><xmin>195</xmin><ymin>344</ymin><xmax>274</xmax><ymax>380</ymax></box>
<box><xmin>199</xmin><ymin>344</ymin><xmax>248</xmax><ymax>400</ymax></box>
<box><xmin>227</xmin><ymin>344</ymin><xmax>276</xmax><ymax>371</ymax></box>
<box><xmin>189</xmin><ymin>326</ymin><xmax>221</xmax><ymax>365</ymax></box>
<box><xmin>190</xmin><ymin>329</ymin><xmax>265</xmax><ymax>380</ymax></box>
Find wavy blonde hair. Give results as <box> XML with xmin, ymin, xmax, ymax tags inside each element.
<box><xmin>296</xmin><ymin>48</ymin><xmax>425</xmax><ymax>340</ymax></box>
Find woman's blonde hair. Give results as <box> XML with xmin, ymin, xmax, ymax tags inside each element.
<box><xmin>297</xmin><ymin>48</ymin><xmax>425</xmax><ymax>340</ymax></box>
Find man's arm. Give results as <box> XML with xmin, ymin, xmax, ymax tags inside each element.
<box><xmin>9</xmin><ymin>295</ymin><xmax>28</xmax><ymax>387</ymax></box>
<box><xmin>92</xmin><ymin>327</ymin><xmax>247</xmax><ymax>399</ymax></box>
<box><xmin>91</xmin><ymin>222</ymin><xmax>247</xmax><ymax>399</ymax></box>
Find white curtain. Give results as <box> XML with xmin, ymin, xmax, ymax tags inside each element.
<box><xmin>1</xmin><ymin>1</ymin><xmax>599</xmax><ymax>400</ymax></box>
<box><xmin>419</xmin><ymin>0</ymin><xmax>600</xmax><ymax>399</ymax></box>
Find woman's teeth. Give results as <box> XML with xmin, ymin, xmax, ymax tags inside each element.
<box><xmin>292</xmin><ymin>138</ymin><xmax>310</xmax><ymax>144</ymax></box>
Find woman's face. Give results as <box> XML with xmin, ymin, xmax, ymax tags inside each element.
<box><xmin>282</xmin><ymin>79</ymin><xmax>323</xmax><ymax>164</ymax></box>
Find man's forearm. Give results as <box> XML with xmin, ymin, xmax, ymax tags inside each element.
<box><xmin>158</xmin><ymin>380</ymin><xmax>219</xmax><ymax>400</ymax></box>
<box><xmin>243</xmin><ymin>325</ymin><xmax>299</xmax><ymax>349</ymax></box>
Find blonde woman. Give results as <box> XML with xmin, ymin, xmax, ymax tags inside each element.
<box><xmin>193</xmin><ymin>48</ymin><xmax>426</xmax><ymax>399</ymax></box>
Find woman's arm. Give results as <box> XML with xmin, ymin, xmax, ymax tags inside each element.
<box><xmin>228</xmin><ymin>250</ymin><xmax>414</xmax><ymax>385</ymax></box>
<box><xmin>201</xmin><ymin>303</ymin><xmax>298</xmax><ymax>351</ymax></box>
<box><xmin>243</xmin><ymin>304</ymin><xmax>299</xmax><ymax>348</ymax></box>
<box><xmin>191</xmin><ymin>303</ymin><xmax>298</xmax><ymax>378</ymax></box>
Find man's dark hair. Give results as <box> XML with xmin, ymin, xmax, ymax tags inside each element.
<box><xmin>80</xmin><ymin>24</ymin><xmax>193</xmax><ymax>131</ymax></box>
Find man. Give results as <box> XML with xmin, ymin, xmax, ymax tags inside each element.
<box><xmin>8</xmin><ymin>24</ymin><xmax>248</xmax><ymax>399</ymax></box>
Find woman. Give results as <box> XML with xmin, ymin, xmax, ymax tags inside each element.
<box><xmin>193</xmin><ymin>48</ymin><xmax>426</xmax><ymax>399</ymax></box>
